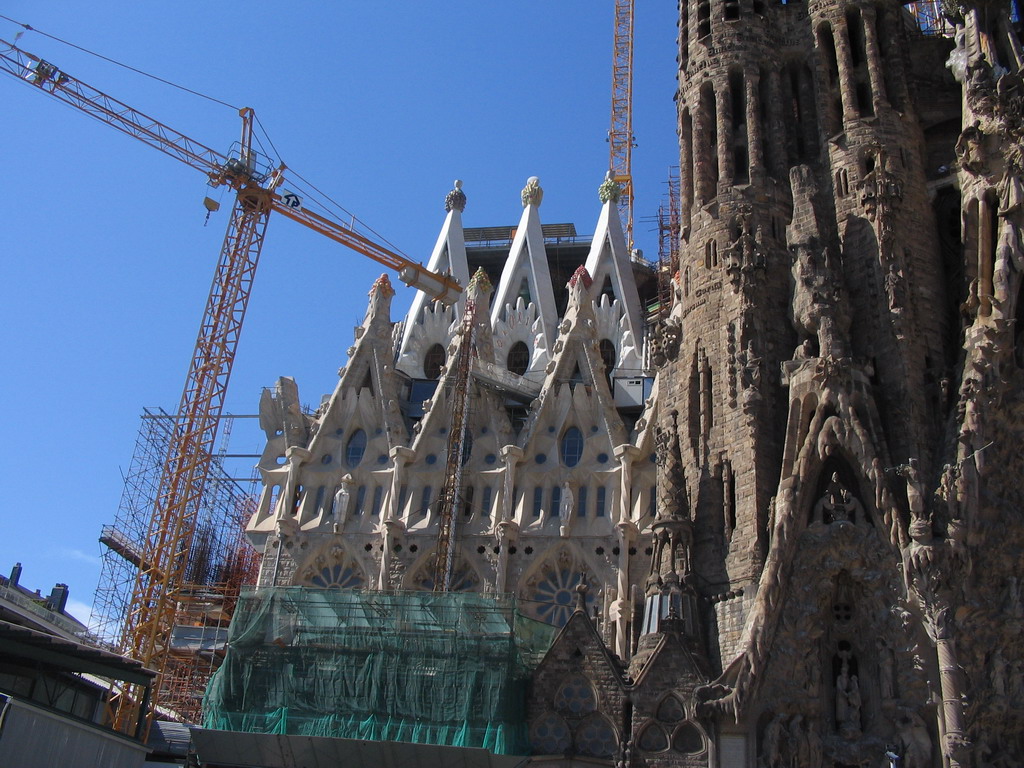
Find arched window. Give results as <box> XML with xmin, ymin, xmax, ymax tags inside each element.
<box><xmin>672</xmin><ymin>722</ymin><xmax>705</xmax><ymax>754</ymax></box>
<box><xmin>423</xmin><ymin>343</ymin><xmax>445</xmax><ymax>380</ymax></box>
<box><xmin>576</xmin><ymin>714</ymin><xmax>618</xmax><ymax>758</ymax></box>
<box><xmin>638</xmin><ymin>723</ymin><xmax>669</xmax><ymax>752</ymax></box>
<box><xmin>517</xmin><ymin>276</ymin><xmax>532</xmax><ymax>305</ymax></box>
<box><xmin>560</xmin><ymin>427</ymin><xmax>584</xmax><ymax>467</ymax></box>
<box><xmin>554</xmin><ymin>675</ymin><xmax>598</xmax><ymax>715</ymax></box>
<box><xmin>346</xmin><ymin>429</ymin><xmax>367</xmax><ymax>467</ymax></box>
<box><xmin>507</xmin><ymin>341</ymin><xmax>529</xmax><ymax>376</ymax></box>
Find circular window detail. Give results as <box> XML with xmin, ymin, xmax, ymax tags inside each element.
<box><xmin>507</xmin><ymin>341</ymin><xmax>530</xmax><ymax>376</ymax></box>
<box><xmin>345</xmin><ymin>429</ymin><xmax>367</xmax><ymax>467</ymax></box>
<box><xmin>376</xmin><ymin>454</ymin><xmax>388</xmax><ymax>465</ymax></box>
<box><xmin>309</xmin><ymin>563</ymin><xmax>363</xmax><ymax>589</ymax></box>
<box><xmin>424</xmin><ymin>343</ymin><xmax>446</xmax><ymax>380</ymax></box>
<box><xmin>672</xmin><ymin>722</ymin><xmax>705</xmax><ymax>754</ymax></box>
<box><xmin>426</xmin><ymin>454</ymin><xmax>437</xmax><ymax>465</ymax></box>
<box><xmin>321</xmin><ymin>454</ymin><xmax>333</xmax><ymax>465</ymax></box>
<box><xmin>597</xmin><ymin>453</ymin><xmax>608</xmax><ymax>464</ymax></box>
<box><xmin>576</xmin><ymin>714</ymin><xmax>617</xmax><ymax>758</ymax></box>
<box><xmin>529</xmin><ymin>711</ymin><xmax>571</xmax><ymax>755</ymax></box>
<box><xmin>528</xmin><ymin>569</ymin><xmax>594</xmax><ymax>627</ymax></box>
<box><xmin>560</xmin><ymin>427</ymin><xmax>584</xmax><ymax>467</ymax></box>
<box><xmin>554</xmin><ymin>675</ymin><xmax>597</xmax><ymax>715</ymax></box>
<box><xmin>536</xmin><ymin>453</ymin><xmax>547</xmax><ymax>465</ymax></box>
<box><xmin>485</xmin><ymin>453</ymin><xmax>497</xmax><ymax>465</ymax></box>
<box><xmin>638</xmin><ymin>722</ymin><xmax>669</xmax><ymax>752</ymax></box>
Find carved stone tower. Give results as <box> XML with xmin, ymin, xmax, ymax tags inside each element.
<box><xmin>651</xmin><ymin>0</ymin><xmax>1024</xmax><ymax>765</ymax></box>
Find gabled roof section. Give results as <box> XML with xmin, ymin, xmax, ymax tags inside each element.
<box><xmin>313</xmin><ymin>274</ymin><xmax>407</xmax><ymax>449</ymax></box>
<box><xmin>584</xmin><ymin>194</ymin><xmax>643</xmax><ymax>349</ymax></box>
<box><xmin>399</xmin><ymin>182</ymin><xmax>470</xmax><ymax>359</ymax></box>
<box><xmin>518</xmin><ymin>266</ymin><xmax>626</xmax><ymax>449</ymax></box>
<box><xmin>489</xmin><ymin>177</ymin><xmax>558</xmax><ymax>351</ymax></box>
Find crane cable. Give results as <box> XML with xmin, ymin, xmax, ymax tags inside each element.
<box><xmin>0</xmin><ymin>13</ymin><xmax>239</xmax><ymax>111</ymax></box>
<box><xmin>1</xmin><ymin>14</ymin><xmax>414</xmax><ymax>260</ymax></box>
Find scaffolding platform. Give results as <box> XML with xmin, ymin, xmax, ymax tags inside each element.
<box><xmin>203</xmin><ymin>588</ymin><xmax>556</xmax><ymax>755</ymax></box>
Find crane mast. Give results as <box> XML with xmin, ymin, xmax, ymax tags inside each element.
<box><xmin>609</xmin><ymin>0</ymin><xmax>636</xmax><ymax>250</ymax></box>
<box><xmin>0</xmin><ymin>38</ymin><xmax>462</xmax><ymax>735</ymax></box>
<box><xmin>432</xmin><ymin>300</ymin><xmax>478</xmax><ymax>592</ymax></box>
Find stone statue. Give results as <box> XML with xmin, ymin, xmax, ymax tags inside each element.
<box><xmin>897</xmin><ymin>710</ymin><xmax>932</xmax><ymax>768</ymax></box>
<box><xmin>761</xmin><ymin>714</ymin><xmax>785</xmax><ymax>768</ymax></box>
<box><xmin>877</xmin><ymin>638</ymin><xmax>896</xmax><ymax>701</ymax></box>
<box><xmin>835</xmin><ymin>660</ymin><xmax>862</xmax><ymax>737</ymax></box>
<box><xmin>897</xmin><ymin>459</ymin><xmax>927</xmax><ymax>520</ymax></box>
<box><xmin>559</xmin><ymin>482</ymin><xmax>575</xmax><ymax>538</ymax></box>
<box><xmin>333</xmin><ymin>475</ymin><xmax>353</xmax><ymax>527</ymax></box>
<box><xmin>814</xmin><ymin>473</ymin><xmax>860</xmax><ymax>524</ymax></box>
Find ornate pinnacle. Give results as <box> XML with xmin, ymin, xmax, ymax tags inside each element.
<box><xmin>567</xmin><ymin>265</ymin><xmax>593</xmax><ymax>290</ymax></box>
<box><xmin>368</xmin><ymin>273</ymin><xmax>395</xmax><ymax>299</ymax></box>
<box><xmin>445</xmin><ymin>179</ymin><xmax>467</xmax><ymax>213</ymax></box>
<box><xmin>467</xmin><ymin>266</ymin><xmax>492</xmax><ymax>295</ymax></box>
<box><xmin>521</xmin><ymin>176</ymin><xmax>543</xmax><ymax>207</ymax></box>
<box><xmin>598</xmin><ymin>170</ymin><xmax>622</xmax><ymax>204</ymax></box>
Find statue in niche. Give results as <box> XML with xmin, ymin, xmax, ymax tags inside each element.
<box><xmin>897</xmin><ymin>459</ymin><xmax>927</xmax><ymax>520</ymax></box>
<box><xmin>835</xmin><ymin>656</ymin><xmax>862</xmax><ymax>738</ymax></box>
<box><xmin>896</xmin><ymin>709</ymin><xmax>932</xmax><ymax>768</ymax></box>
<box><xmin>814</xmin><ymin>473</ymin><xmax>861</xmax><ymax>524</ymax></box>
<box><xmin>877</xmin><ymin>637</ymin><xmax>896</xmax><ymax>701</ymax></box>
<box><xmin>884</xmin><ymin>262</ymin><xmax>905</xmax><ymax>314</ymax></box>
<box><xmin>760</xmin><ymin>714</ymin><xmax>786</xmax><ymax>768</ymax></box>
<box><xmin>955</xmin><ymin>120</ymin><xmax>987</xmax><ymax>175</ymax></box>
<box><xmin>994</xmin><ymin>215</ymin><xmax>1023</xmax><ymax>314</ymax></box>
<box><xmin>332</xmin><ymin>475</ymin><xmax>353</xmax><ymax>528</ymax></box>
<box><xmin>559</xmin><ymin>482</ymin><xmax>575</xmax><ymax>538</ymax></box>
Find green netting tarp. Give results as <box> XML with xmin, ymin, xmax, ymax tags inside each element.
<box><xmin>203</xmin><ymin>588</ymin><xmax>556</xmax><ymax>755</ymax></box>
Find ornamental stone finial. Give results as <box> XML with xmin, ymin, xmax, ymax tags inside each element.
<box><xmin>521</xmin><ymin>176</ymin><xmax>543</xmax><ymax>207</ymax></box>
<box><xmin>467</xmin><ymin>266</ymin><xmax>492</xmax><ymax>295</ymax></box>
<box><xmin>598</xmin><ymin>170</ymin><xmax>622</xmax><ymax>204</ymax></box>
<box><xmin>444</xmin><ymin>179</ymin><xmax>466</xmax><ymax>213</ymax></box>
<box><xmin>567</xmin><ymin>265</ymin><xmax>593</xmax><ymax>291</ymax></box>
<box><xmin>368</xmin><ymin>273</ymin><xmax>395</xmax><ymax>299</ymax></box>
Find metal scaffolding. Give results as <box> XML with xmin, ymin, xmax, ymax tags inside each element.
<box><xmin>91</xmin><ymin>408</ymin><xmax>260</xmax><ymax>723</ymax></box>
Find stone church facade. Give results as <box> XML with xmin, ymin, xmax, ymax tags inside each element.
<box><xmin>244</xmin><ymin>2</ymin><xmax>1023</xmax><ymax>766</ymax></box>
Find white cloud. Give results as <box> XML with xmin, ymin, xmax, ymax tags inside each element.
<box><xmin>61</xmin><ymin>548</ymin><xmax>100</xmax><ymax>566</ymax></box>
<box><xmin>64</xmin><ymin>598</ymin><xmax>95</xmax><ymax>625</ymax></box>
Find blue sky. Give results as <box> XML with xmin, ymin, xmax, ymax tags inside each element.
<box><xmin>0</xmin><ymin>2</ymin><xmax>679</xmax><ymax>624</ymax></box>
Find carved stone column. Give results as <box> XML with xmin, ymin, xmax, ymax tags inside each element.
<box><xmin>832</xmin><ymin>17</ymin><xmax>860</xmax><ymax>122</ymax></box>
<box><xmin>716</xmin><ymin>85</ymin><xmax>734</xmax><ymax>188</ymax></box>
<box><xmin>859</xmin><ymin>6</ymin><xmax>888</xmax><ymax>115</ymax></box>
<box><xmin>494</xmin><ymin>444</ymin><xmax>523</xmax><ymax>594</ymax></box>
<box><xmin>745</xmin><ymin>71</ymin><xmax>763</xmax><ymax>179</ymax></box>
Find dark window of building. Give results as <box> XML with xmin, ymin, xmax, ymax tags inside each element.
<box><xmin>424</xmin><ymin>343</ymin><xmax>446</xmax><ymax>380</ymax></box>
<box><xmin>507</xmin><ymin>341</ymin><xmax>530</xmax><ymax>376</ymax></box>
<box><xmin>354</xmin><ymin>485</ymin><xmax>366</xmax><ymax>515</ymax></box>
<box><xmin>371</xmin><ymin>486</ymin><xmax>383</xmax><ymax>516</ymax></box>
<box><xmin>599</xmin><ymin>339</ymin><xmax>617</xmax><ymax>380</ymax></box>
<box><xmin>481</xmin><ymin>485</ymin><xmax>492</xmax><ymax>517</ymax></box>
<box><xmin>578</xmin><ymin>486</ymin><xmax>588</xmax><ymax>517</ymax></box>
<box><xmin>420</xmin><ymin>486</ymin><xmax>432</xmax><ymax>515</ymax></box>
<box><xmin>346</xmin><ymin>429</ymin><xmax>367</xmax><ymax>467</ymax></box>
<box><xmin>551</xmin><ymin>485</ymin><xmax>562</xmax><ymax>516</ymax></box>
<box><xmin>533</xmin><ymin>487</ymin><xmax>544</xmax><ymax>517</ymax></box>
<box><xmin>596</xmin><ymin>486</ymin><xmax>607</xmax><ymax>517</ymax></box>
<box><xmin>561</xmin><ymin>427</ymin><xmax>585</xmax><ymax>467</ymax></box>
<box><xmin>463</xmin><ymin>485</ymin><xmax>475</xmax><ymax>517</ymax></box>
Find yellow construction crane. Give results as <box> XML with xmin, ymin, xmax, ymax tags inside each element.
<box><xmin>0</xmin><ymin>38</ymin><xmax>462</xmax><ymax>736</ymax></box>
<box><xmin>609</xmin><ymin>0</ymin><xmax>636</xmax><ymax>250</ymax></box>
